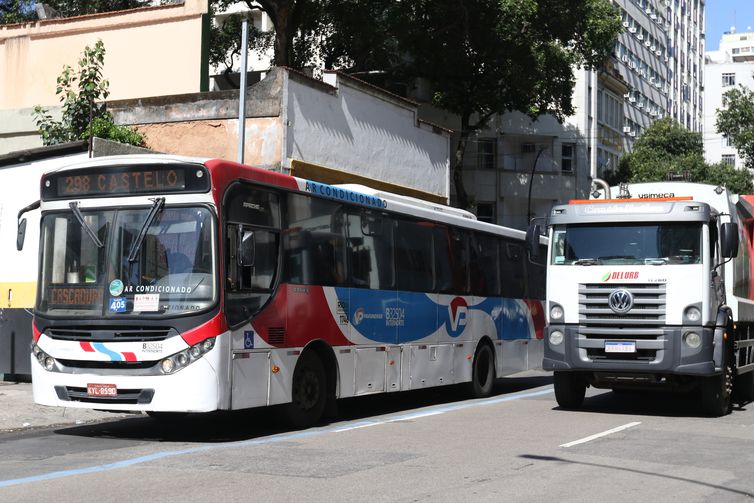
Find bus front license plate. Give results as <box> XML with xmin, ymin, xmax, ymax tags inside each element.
<box><xmin>87</xmin><ymin>383</ymin><xmax>117</xmax><ymax>397</ymax></box>
<box><xmin>604</xmin><ymin>341</ymin><xmax>636</xmax><ymax>353</ymax></box>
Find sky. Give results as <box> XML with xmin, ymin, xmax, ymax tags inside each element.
<box><xmin>706</xmin><ymin>0</ymin><xmax>754</xmax><ymax>50</ymax></box>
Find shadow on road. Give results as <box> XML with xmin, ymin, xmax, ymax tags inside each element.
<box><xmin>52</xmin><ymin>374</ymin><xmax>553</xmax><ymax>443</ymax></box>
<box><xmin>560</xmin><ymin>387</ymin><xmax>750</xmax><ymax>418</ymax></box>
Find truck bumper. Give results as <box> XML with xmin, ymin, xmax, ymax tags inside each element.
<box><xmin>543</xmin><ymin>324</ymin><xmax>717</xmax><ymax>377</ymax></box>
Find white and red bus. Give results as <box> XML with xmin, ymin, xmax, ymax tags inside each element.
<box><xmin>22</xmin><ymin>155</ymin><xmax>545</xmax><ymax>426</ymax></box>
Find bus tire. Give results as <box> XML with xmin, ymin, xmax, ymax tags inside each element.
<box><xmin>554</xmin><ymin>371</ymin><xmax>586</xmax><ymax>410</ymax></box>
<box><xmin>284</xmin><ymin>351</ymin><xmax>327</xmax><ymax>429</ymax></box>
<box><xmin>701</xmin><ymin>350</ymin><xmax>734</xmax><ymax>417</ymax></box>
<box><xmin>470</xmin><ymin>343</ymin><xmax>495</xmax><ymax>398</ymax></box>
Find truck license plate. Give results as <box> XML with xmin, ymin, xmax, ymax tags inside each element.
<box><xmin>87</xmin><ymin>383</ymin><xmax>117</xmax><ymax>397</ymax></box>
<box><xmin>605</xmin><ymin>341</ymin><xmax>636</xmax><ymax>353</ymax></box>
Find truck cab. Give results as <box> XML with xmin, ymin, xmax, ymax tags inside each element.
<box><xmin>539</xmin><ymin>182</ymin><xmax>753</xmax><ymax>416</ymax></box>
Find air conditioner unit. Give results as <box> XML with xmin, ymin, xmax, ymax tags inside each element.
<box><xmin>637</xmin><ymin>102</ymin><xmax>644</xmax><ymax>108</ymax></box>
<box><xmin>651</xmin><ymin>14</ymin><xmax>657</xmax><ymax>20</ymax></box>
<box><xmin>645</xmin><ymin>40</ymin><xmax>651</xmax><ymax>47</ymax></box>
<box><xmin>623</xmin><ymin>21</ymin><xmax>630</xmax><ymax>28</ymax></box>
<box><xmin>656</xmin><ymin>50</ymin><xmax>662</xmax><ymax>56</ymax></box>
<box><xmin>623</xmin><ymin>92</ymin><xmax>631</xmax><ymax>98</ymax></box>
<box><xmin>637</xmin><ymin>33</ymin><xmax>644</xmax><ymax>40</ymax></box>
<box><xmin>623</xmin><ymin>126</ymin><xmax>632</xmax><ymax>133</ymax></box>
<box><xmin>629</xmin><ymin>62</ymin><xmax>636</xmax><ymax>69</ymax></box>
<box><xmin>621</xmin><ymin>55</ymin><xmax>628</xmax><ymax>62</ymax></box>
<box><xmin>629</xmin><ymin>131</ymin><xmax>637</xmax><ymax>137</ymax></box>
<box><xmin>645</xmin><ymin>7</ymin><xmax>652</xmax><ymax>14</ymax></box>
<box><xmin>651</xmin><ymin>45</ymin><xmax>656</xmax><ymax>51</ymax></box>
<box><xmin>664</xmin><ymin>56</ymin><xmax>669</xmax><ymax>63</ymax></box>
<box><xmin>629</xmin><ymin>96</ymin><xmax>637</xmax><ymax>103</ymax></box>
<box><xmin>650</xmin><ymin>76</ymin><xmax>656</xmax><ymax>83</ymax></box>
<box><xmin>629</xmin><ymin>27</ymin><xmax>637</xmax><ymax>33</ymax></box>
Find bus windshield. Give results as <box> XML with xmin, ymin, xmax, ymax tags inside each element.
<box><xmin>551</xmin><ymin>222</ymin><xmax>703</xmax><ymax>266</ymax></box>
<box><xmin>37</xmin><ymin>206</ymin><xmax>216</xmax><ymax>317</ymax></box>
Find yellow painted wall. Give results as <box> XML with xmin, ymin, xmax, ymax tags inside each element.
<box><xmin>0</xmin><ymin>0</ymin><xmax>208</xmax><ymax>110</ymax></box>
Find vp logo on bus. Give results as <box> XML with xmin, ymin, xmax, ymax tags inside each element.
<box><xmin>448</xmin><ymin>297</ymin><xmax>468</xmax><ymax>334</ymax></box>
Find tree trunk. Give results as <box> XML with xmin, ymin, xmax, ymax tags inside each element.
<box><xmin>254</xmin><ymin>0</ymin><xmax>297</xmax><ymax>67</ymax></box>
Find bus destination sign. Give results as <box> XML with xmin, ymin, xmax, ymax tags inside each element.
<box><xmin>42</xmin><ymin>164</ymin><xmax>210</xmax><ymax>200</ymax></box>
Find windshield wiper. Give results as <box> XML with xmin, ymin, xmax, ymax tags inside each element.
<box><xmin>127</xmin><ymin>197</ymin><xmax>165</xmax><ymax>263</ymax></box>
<box><xmin>69</xmin><ymin>202</ymin><xmax>103</xmax><ymax>248</ymax></box>
<box><xmin>572</xmin><ymin>258</ymin><xmax>600</xmax><ymax>266</ymax></box>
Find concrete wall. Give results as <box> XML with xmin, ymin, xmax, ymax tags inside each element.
<box><xmin>109</xmin><ymin>68</ymin><xmax>450</xmax><ymax>200</ymax></box>
<box><xmin>288</xmin><ymin>71</ymin><xmax>449</xmax><ymax>199</ymax></box>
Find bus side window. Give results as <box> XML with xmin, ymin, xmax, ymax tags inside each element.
<box><xmin>224</xmin><ymin>184</ymin><xmax>281</xmax><ymax>327</ymax></box>
<box><xmin>395</xmin><ymin>219</ymin><xmax>434</xmax><ymax>292</ymax></box>
<box><xmin>346</xmin><ymin>210</ymin><xmax>394</xmax><ymax>289</ymax></box>
<box><xmin>471</xmin><ymin>233</ymin><xmax>500</xmax><ymax>297</ymax></box>
<box><xmin>501</xmin><ymin>239</ymin><xmax>526</xmax><ymax>299</ymax></box>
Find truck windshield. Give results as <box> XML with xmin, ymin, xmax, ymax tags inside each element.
<box><xmin>551</xmin><ymin>222</ymin><xmax>702</xmax><ymax>265</ymax></box>
<box><xmin>37</xmin><ymin>206</ymin><xmax>216</xmax><ymax>317</ymax></box>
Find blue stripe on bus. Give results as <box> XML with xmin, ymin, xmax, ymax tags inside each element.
<box><xmin>338</xmin><ymin>289</ymin><xmax>535</xmax><ymax>343</ymax></box>
<box><xmin>92</xmin><ymin>342</ymin><xmax>124</xmax><ymax>362</ymax></box>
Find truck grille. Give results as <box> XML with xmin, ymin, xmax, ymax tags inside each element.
<box><xmin>579</xmin><ymin>283</ymin><xmax>666</xmax><ymax>326</ymax></box>
<box><xmin>578</xmin><ymin>283</ymin><xmax>666</xmax><ymax>362</ymax></box>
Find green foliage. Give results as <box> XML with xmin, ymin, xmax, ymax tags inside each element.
<box><xmin>716</xmin><ymin>85</ymin><xmax>754</xmax><ymax>171</ymax></box>
<box><xmin>208</xmin><ymin>6</ymin><xmax>274</xmax><ymax>72</ymax></box>
<box><xmin>609</xmin><ymin>118</ymin><xmax>753</xmax><ymax>195</ymax></box>
<box><xmin>1</xmin><ymin>0</ymin><xmax>36</xmax><ymax>24</ymax></box>
<box><xmin>32</xmin><ymin>40</ymin><xmax>144</xmax><ymax>147</ymax></box>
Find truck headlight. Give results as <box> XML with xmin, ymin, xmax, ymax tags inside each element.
<box><xmin>550</xmin><ymin>304</ymin><xmax>564</xmax><ymax>321</ymax></box>
<box><xmin>549</xmin><ymin>330</ymin><xmax>564</xmax><ymax>346</ymax></box>
<box><xmin>684</xmin><ymin>331</ymin><xmax>702</xmax><ymax>349</ymax></box>
<box><xmin>684</xmin><ymin>306</ymin><xmax>701</xmax><ymax>323</ymax></box>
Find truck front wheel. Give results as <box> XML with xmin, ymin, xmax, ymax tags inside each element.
<box><xmin>701</xmin><ymin>352</ymin><xmax>734</xmax><ymax>417</ymax></box>
<box><xmin>554</xmin><ymin>371</ymin><xmax>587</xmax><ymax>410</ymax></box>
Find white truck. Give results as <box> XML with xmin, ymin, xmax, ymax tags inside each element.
<box><xmin>530</xmin><ymin>181</ymin><xmax>754</xmax><ymax>416</ymax></box>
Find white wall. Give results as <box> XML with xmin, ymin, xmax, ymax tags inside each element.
<box><xmin>285</xmin><ymin>72</ymin><xmax>450</xmax><ymax>199</ymax></box>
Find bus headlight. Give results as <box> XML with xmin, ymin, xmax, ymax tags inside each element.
<box><xmin>32</xmin><ymin>344</ymin><xmax>56</xmax><ymax>372</ymax></box>
<box><xmin>159</xmin><ymin>337</ymin><xmax>216</xmax><ymax>374</ymax></box>
<box><xmin>550</xmin><ymin>304</ymin><xmax>564</xmax><ymax>321</ymax></box>
<box><xmin>549</xmin><ymin>330</ymin><xmax>564</xmax><ymax>346</ymax></box>
<box><xmin>684</xmin><ymin>331</ymin><xmax>702</xmax><ymax>349</ymax></box>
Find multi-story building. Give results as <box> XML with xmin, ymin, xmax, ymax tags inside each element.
<box><xmin>704</xmin><ymin>29</ymin><xmax>754</xmax><ymax>169</ymax></box>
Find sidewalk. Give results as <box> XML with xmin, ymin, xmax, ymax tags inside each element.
<box><xmin>0</xmin><ymin>382</ymin><xmax>136</xmax><ymax>432</ymax></box>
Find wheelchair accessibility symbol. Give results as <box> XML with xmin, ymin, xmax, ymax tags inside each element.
<box><xmin>244</xmin><ymin>330</ymin><xmax>254</xmax><ymax>349</ymax></box>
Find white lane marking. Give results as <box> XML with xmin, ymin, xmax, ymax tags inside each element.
<box><xmin>560</xmin><ymin>421</ymin><xmax>641</xmax><ymax>448</ymax></box>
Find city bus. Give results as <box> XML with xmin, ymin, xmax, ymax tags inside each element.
<box><xmin>21</xmin><ymin>155</ymin><xmax>546</xmax><ymax>427</ymax></box>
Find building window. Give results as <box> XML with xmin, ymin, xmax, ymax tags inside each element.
<box><xmin>477</xmin><ymin>138</ymin><xmax>497</xmax><ymax>170</ymax></box>
<box><xmin>722</xmin><ymin>155</ymin><xmax>736</xmax><ymax>167</ymax></box>
<box><xmin>722</xmin><ymin>73</ymin><xmax>736</xmax><ymax>87</ymax></box>
<box><xmin>561</xmin><ymin>144</ymin><xmax>575</xmax><ymax>173</ymax></box>
<box><xmin>476</xmin><ymin>202</ymin><xmax>495</xmax><ymax>223</ymax></box>
<box><xmin>723</xmin><ymin>135</ymin><xmax>731</xmax><ymax>147</ymax></box>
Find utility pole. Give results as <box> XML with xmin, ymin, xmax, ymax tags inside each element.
<box><xmin>237</xmin><ymin>17</ymin><xmax>249</xmax><ymax>164</ymax></box>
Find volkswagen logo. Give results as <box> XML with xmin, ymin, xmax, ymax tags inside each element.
<box><xmin>608</xmin><ymin>289</ymin><xmax>634</xmax><ymax>314</ymax></box>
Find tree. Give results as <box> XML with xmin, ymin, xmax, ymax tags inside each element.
<box><xmin>32</xmin><ymin>40</ymin><xmax>145</xmax><ymax>147</ymax></box>
<box><xmin>716</xmin><ymin>84</ymin><xmax>754</xmax><ymax>171</ymax></box>
<box><xmin>608</xmin><ymin>117</ymin><xmax>753</xmax><ymax>194</ymax></box>
<box><xmin>1</xmin><ymin>0</ymin><xmax>36</xmax><ymax>23</ymax></box>
<box><xmin>208</xmin><ymin>1</ymin><xmax>274</xmax><ymax>75</ymax></box>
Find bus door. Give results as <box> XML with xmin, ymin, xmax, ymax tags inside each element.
<box><xmin>224</xmin><ymin>184</ymin><xmax>282</xmax><ymax>409</ymax></box>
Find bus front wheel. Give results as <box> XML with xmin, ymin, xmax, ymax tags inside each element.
<box><xmin>284</xmin><ymin>352</ymin><xmax>327</xmax><ymax>428</ymax></box>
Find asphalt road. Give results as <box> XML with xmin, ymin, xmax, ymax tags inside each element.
<box><xmin>1</xmin><ymin>371</ymin><xmax>753</xmax><ymax>502</ymax></box>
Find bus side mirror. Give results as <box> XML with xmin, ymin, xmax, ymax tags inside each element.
<box><xmin>238</xmin><ymin>227</ymin><xmax>255</xmax><ymax>266</ymax></box>
<box><xmin>526</xmin><ymin>223</ymin><xmax>542</xmax><ymax>260</ymax></box>
<box><xmin>17</xmin><ymin>218</ymin><xmax>27</xmax><ymax>251</ymax></box>
<box><xmin>721</xmin><ymin>222</ymin><xmax>739</xmax><ymax>259</ymax></box>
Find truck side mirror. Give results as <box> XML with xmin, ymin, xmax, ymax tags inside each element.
<box><xmin>720</xmin><ymin>222</ymin><xmax>739</xmax><ymax>259</ymax></box>
<box><xmin>526</xmin><ymin>223</ymin><xmax>542</xmax><ymax>260</ymax></box>
<box><xmin>17</xmin><ymin>218</ymin><xmax>27</xmax><ymax>251</ymax></box>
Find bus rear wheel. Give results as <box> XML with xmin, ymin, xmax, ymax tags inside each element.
<box><xmin>284</xmin><ymin>352</ymin><xmax>327</xmax><ymax>429</ymax></box>
<box><xmin>470</xmin><ymin>343</ymin><xmax>495</xmax><ymax>398</ymax></box>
